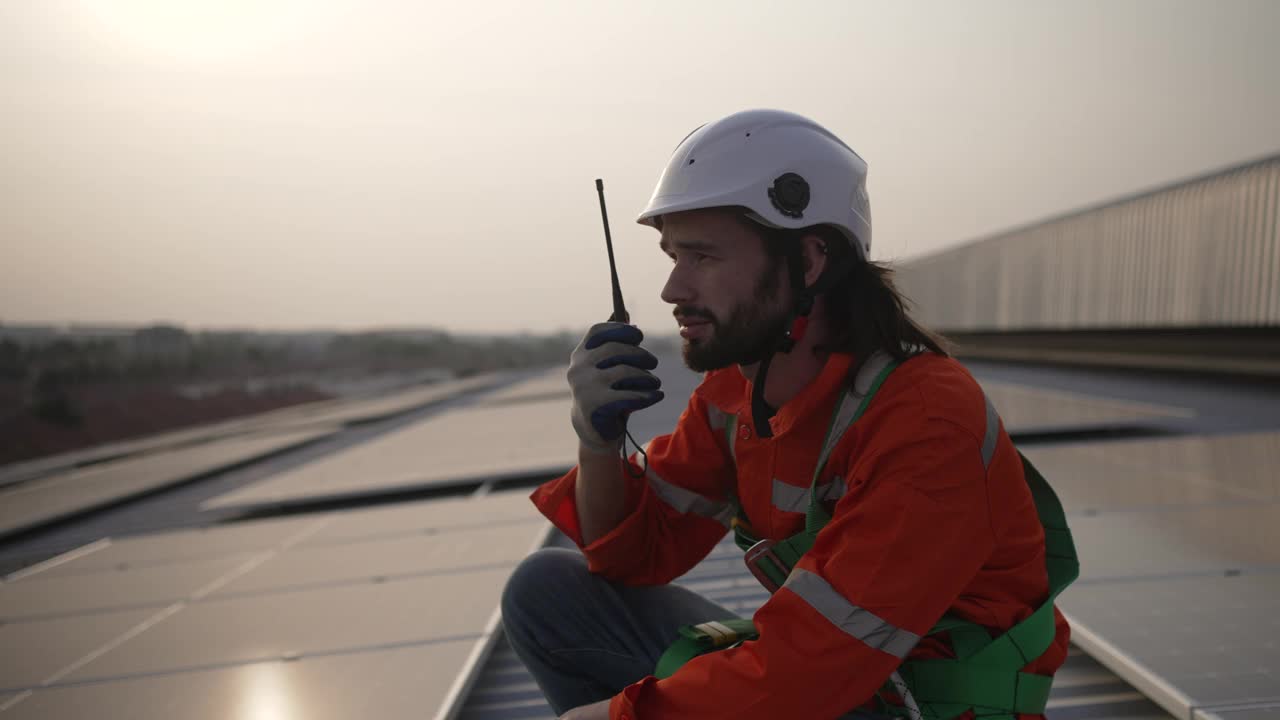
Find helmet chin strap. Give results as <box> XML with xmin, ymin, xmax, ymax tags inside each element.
<box><xmin>747</xmin><ymin>242</ymin><xmax>853</xmax><ymax>439</ymax></box>
<box><xmin>749</xmin><ymin>302</ymin><xmax>813</xmax><ymax>438</ymax></box>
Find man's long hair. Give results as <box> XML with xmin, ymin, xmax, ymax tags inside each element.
<box><xmin>756</xmin><ymin>222</ymin><xmax>952</xmax><ymax>365</ymax></box>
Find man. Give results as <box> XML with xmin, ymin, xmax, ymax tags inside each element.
<box><xmin>501</xmin><ymin>109</ymin><xmax>1072</xmax><ymax>720</ymax></box>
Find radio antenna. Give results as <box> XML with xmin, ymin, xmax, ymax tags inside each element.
<box><xmin>595</xmin><ymin>179</ymin><xmax>629</xmax><ymax>323</ymax></box>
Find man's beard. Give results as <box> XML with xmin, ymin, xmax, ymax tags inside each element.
<box><xmin>679</xmin><ymin>266</ymin><xmax>792</xmax><ymax>373</ymax></box>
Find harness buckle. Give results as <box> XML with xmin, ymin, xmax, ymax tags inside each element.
<box><xmin>743</xmin><ymin>538</ymin><xmax>789</xmax><ymax>593</ymax></box>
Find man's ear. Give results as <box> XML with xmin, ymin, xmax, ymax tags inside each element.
<box><xmin>800</xmin><ymin>232</ymin><xmax>828</xmax><ymax>288</ymax></box>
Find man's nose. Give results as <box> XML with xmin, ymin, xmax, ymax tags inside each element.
<box><xmin>661</xmin><ymin>264</ymin><xmax>694</xmax><ymax>306</ymax></box>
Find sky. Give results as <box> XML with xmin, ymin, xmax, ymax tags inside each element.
<box><xmin>2</xmin><ymin>0</ymin><xmax>1279</xmax><ymax>335</ymax></box>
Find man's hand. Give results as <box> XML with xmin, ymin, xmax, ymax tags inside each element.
<box><xmin>568</xmin><ymin>322</ymin><xmax>664</xmax><ymax>453</ymax></box>
<box><xmin>559</xmin><ymin>699</ymin><xmax>611</xmax><ymax>720</ymax></box>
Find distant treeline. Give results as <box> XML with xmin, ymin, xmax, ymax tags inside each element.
<box><xmin>1</xmin><ymin>325</ymin><xmax>642</xmax><ymax>462</ymax></box>
<box><xmin>0</xmin><ymin>325</ymin><xmax>588</xmax><ymax>387</ymax></box>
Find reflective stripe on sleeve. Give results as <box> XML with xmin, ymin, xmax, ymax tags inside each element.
<box><xmin>782</xmin><ymin>568</ymin><xmax>921</xmax><ymax>659</ymax></box>
<box><xmin>646</xmin><ymin>466</ymin><xmax>735</xmax><ymax>527</ymax></box>
<box><xmin>772</xmin><ymin>477</ymin><xmax>846</xmax><ymax>513</ymax></box>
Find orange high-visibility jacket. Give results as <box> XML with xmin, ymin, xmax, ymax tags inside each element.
<box><xmin>531</xmin><ymin>352</ymin><xmax>1070</xmax><ymax>720</ymax></box>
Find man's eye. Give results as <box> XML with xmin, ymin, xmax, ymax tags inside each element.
<box><xmin>667</xmin><ymin>252</ymin><xmax>710</xmax><ymax>264</ymax></box>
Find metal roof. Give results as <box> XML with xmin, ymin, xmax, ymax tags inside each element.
<box><xmin>3</xmin><ymin>358</ymin><xmax>1279</xmax><ymax>718</ymax></box>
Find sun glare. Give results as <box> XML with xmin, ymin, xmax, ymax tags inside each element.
<box><xmin>78</xmin><ymin>0</ymin><xmax>310</xmax><ymax>63</ymax></box>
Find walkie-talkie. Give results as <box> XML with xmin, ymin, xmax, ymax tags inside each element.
<box><xmin>594</xmin><ymin>179</ymin><xmax>648</xmax><ymax>476</ymax></box>
<box><xmin>595</xmin><ymin>179</ymin><xmax>629</xmax><ymax>324</ymax></box>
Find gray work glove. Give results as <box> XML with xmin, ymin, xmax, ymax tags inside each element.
<box><xmin>568</xmin><ymin>322</ymin><xmax>664</xmax><ymax>453</ymax></box>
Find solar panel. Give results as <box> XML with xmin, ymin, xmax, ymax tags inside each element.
<box><xmin>211</xmin><ymin>519</ymin><xmax>548</xmax><ymax>598</ymax></box>
<box><xmin>1022</xmin><ymin>431</ymin><xmax>1280</xmax><ymax>512</ymax></box>
<box><xmin>12</xmin><ymin>493</ymin><xmax>540</xmax><ymax>583</ymax></box>
<box><xmin>1</xmin><ymin>554</ymin><xmax>260</xmax><ymax>621</ymax></box>
<box><xmin>0</xmin><ymin>607</ymin><xmax>159</xmax><ymax>691</ymax></box>
<box><xmin>13</xmin><ymin>516</ymin><xmax>322</xmax><ymax>580</ymax></box>
<box><xmin>2</xmin><ymin>638</ymin><xmax>478</xmax><ymax>719</ymax></box>
<box><xmin>0</xmin><ymin>490</ymin><xmax>547</xmax><ymax>717</ymax></box>
<box><xmin>243</xmin><ymin>374</ymin><xmax>503</xmax><ymax>431</ymax></box>
<box><xmin>1027</xmin><ymin>431</ymin><xmax>1280</xmax><ymax>717</ymax></box>
<box><xmin>201</xmin><ymin>398</ymin><xmax>581</xmax><ymax>511</ymax></box>
<box><xmin>982</xmin><ymin>381</ymin><xmax>1193</xmax><ymax>434</ymax></box>
<box><xmin>59</xmin><ymin>565</ymin><xmax>511</xmax><ymax>682</ymax></box>
<box><xmin>1064</xmin><ymin>573</ymin><xmax>1280</xmax><ymax>711</ymax></box>
<box><xmin>195</xmin><ymin>357</ymin><xmax>1194</xmax><ymax>515</ymax></box>
<box><xmin>0</xmin><ymin>417</ymin><xmax>298</xmax><ymax>491</ymax></box>
<box><xmin>478</xmin><ymin>369</ymin><xmax>571</xmax><ymax>406</ymax></box>
<box><xmin>299</xmin><ymin>490</ymin><xmax>539</xmax><ymax>546</ymax></box>
<box><xmin>198</xmin><ymin>355</ymin><xmax>706</xmax><ymax>513</ymax></box>
<box><xmin>0</xmin><ymin>428</ymin><xmax>335</xmax><ymax>540</ymax></box>
<box><xmin>1068</xmin><ymin>505</ymin><xmax>1280</xmax><ymax>582</ymax></box>
<box><xmin>1197</xmin><ymin>706</ymin><xmax>1280</xmax><ymax>720</ymax></box>
<box><xmin>1024</xmin><ymin>432</ymin><xmax>1280</xmax><ymax>512</ymax></box>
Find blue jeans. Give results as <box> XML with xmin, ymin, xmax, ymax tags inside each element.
<box><xmin>501</xmin><ymin>547</ymin><xmax>890</xmax><ymax>719</ymax></box>
<box><xmin>501</xmin><ymin>547</ymin><xmax>739</xmax><ymax>715</ymax></box>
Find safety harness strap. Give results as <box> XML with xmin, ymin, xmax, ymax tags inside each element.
<box><xmin>731</xmin><ymin>351</ymin><xmax>896</xmax><ymax>554</ymax></box>
<box><xmin>658</xmin><ymin>354</ymin><xmax>1078</xmax><ymax>720</ymax></box>
<box><xmin>661</xmin><ymin>353</ymin><xmax>897</xmax><ymax>673</ymax></box>
<box><xmin>956</xmin><ymin>454</ymin><xmax>1077</xmax><ymax>670</ymax></box>
<box><xmin>875</xmin><ymin>452</ymin><xmax>1078</xmax><ymax>719</ymax></box>
<box><xmin>655</xmin><ymin>618</ymin><xmax>760</xmax><ymax>679</ymax></box>
<box><xmin>897</xmin><ymin>663</ymin><xmax>1055</xmax><ymax>716</ymax></box>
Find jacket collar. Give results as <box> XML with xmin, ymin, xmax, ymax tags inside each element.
<box><xmin>694</xmin><ymin>352</ymin><xmax>856</xmax><ymax>438</ymax></box>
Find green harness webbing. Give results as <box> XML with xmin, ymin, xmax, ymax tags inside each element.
<box><xmin>654</xmin><ymin>358</ymin><xmax>1079</xmax><ymax>720</ymax></box>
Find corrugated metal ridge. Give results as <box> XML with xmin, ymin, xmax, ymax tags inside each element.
<box><xmin>903</xmin><ymin>152</ymin><xmax>1280</xmax><ymax>265</ymax></box>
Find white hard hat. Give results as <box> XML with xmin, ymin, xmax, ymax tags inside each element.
<box><xmin>636</xmin><ymin>109</ymin><xmax>872</xmax><ymax>259</ymax></box>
